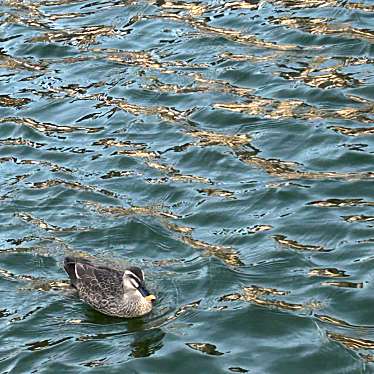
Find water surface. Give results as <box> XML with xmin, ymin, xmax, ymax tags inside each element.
<box><xmin>1</xmin><ymin>0</ymin><xmax>374</xmax><ymax>373</ymax></box>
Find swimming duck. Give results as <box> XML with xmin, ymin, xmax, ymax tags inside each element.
<box><xmin>64</xmin><ymin>256</ymin><xmax>156</xmax><ymax>318</ymax></box>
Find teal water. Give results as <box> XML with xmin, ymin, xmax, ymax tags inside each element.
<box><xmin>1</xmin><ymin>0</ymin><xmax>374</xmax><ymax>372</ymax></box>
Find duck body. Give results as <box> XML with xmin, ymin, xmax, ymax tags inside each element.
<box><xmin>64</xmin><ymin>257</ymin><xmax>155</xmax><ymax>318</ymax></box>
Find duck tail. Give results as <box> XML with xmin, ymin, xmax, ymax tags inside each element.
<box><xmin>64</xmin><ymin>256</ymin><xmax>78</xmax><ymax>288</ymax></box>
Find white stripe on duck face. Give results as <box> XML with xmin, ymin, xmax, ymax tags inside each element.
<box><xmin>75</xmin><ymin>263</ymin><xmax>85</xmax><ymax>279</ymax></box>
<box><xmin>124</xmin><ymin>270</ymin><xmax>141</xmax><ymax>289</ymax></box>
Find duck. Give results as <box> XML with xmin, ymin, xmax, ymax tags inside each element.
<box><xmin>63</xmin><ymin>256</ymin><xmax>156</xmax><ymax>318</ymax></box>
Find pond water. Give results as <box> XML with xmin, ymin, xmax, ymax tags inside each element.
<box><xmin>0</xmin><ymin>0</ymin><xmax>374</xmax><ymax>373</ymax></box>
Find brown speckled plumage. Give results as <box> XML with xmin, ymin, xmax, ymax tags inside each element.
<box><xmin>64</xmin><ymin>257</ymin><xmax>154</xmax><ymax>318</ymax></box>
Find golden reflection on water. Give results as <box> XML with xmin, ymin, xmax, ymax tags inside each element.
<box><xmin>327</xmin><ymin>332</ymin><xmax>374</xmax><ymax>350</ymax></box>
<box><xmin>273</xmin><ymin>16</ymin><xmax>374</xmax><ymax>42</ymax></box>
<box><xmin>189</xmin><ymin>72</ymin><xmax>254</xmax><ymax>96</ymax></box>
<box><xmin>0</xmin><ymin>117</ymin><xmax>102</xmax><ymax>135</ymax></box>
<box><xmin>321</xmin><ymin>281</ymin><xmax>364</xmax><ymax>288</ymax></box>
<box><xmin>0</xmin><ymin>95</ymin><xmax>31</xmax><ymax>107</ymax></box>
<box><xmin>0</xmin><ymin>138</ymin><xmax>44</xmax><ymax>148</ymax></box>
<box><xmin>343</xmin><ymin>215</ymin><xmax>374</xmax><ymax>223</ymax></box>
<box><xmin>166</xmin><ymin>221</ymin><xmax>243</xmax><ymax>266</ymax></box>
<box><xmin>279</xmin><ymin>59</ymin><xmax>363</xmax><ymax>89</ymax></box>
<box><xmin>152</xmin><ymin>12</ymin><xmax>297</xmax><ymax>51</ymax></box>
<box><xmin>268</xmin><ymin>0</ymin><xmax>374</xmax><ymax>12</ymax></box>
<box><xmin>214</xmin><ymin>96</ymin><xmax>374</xmax><ymax>124</ymax></box>
<box><xmin>331</xmin><ymin>126</ymin><xmax>374</xmax><ymax>136</ymax></box>
<box><xmin>0</xmin><ymin>266</ymin><xmax>70</xmax><ymax>291</ymax></box>
<box><xmin>238</xmin><ymin>152</ymin><xmax>374</xmax><ymax>181</ymax></box>
<box><xmin>113</xmin><ymin>149</ymin><xmax>159</xmax><ymax>159</ymax></box>
<box><xmin>273</xmin><ymin>234</ymin><xmax>328</xmax><ymax>252</ymax></box>
<box><xmin>0</xmin><ymin>157</ymin><xmax>74</xmax><ymax>175</ymax></box>
<box><xmin>31</xmin><ymin>26</ymin><xmax>118</xmax><ymax>44</ymax></box>
<box><xmin>146</xmin><ymin>160</ymin><xmax>212</xmax><ymax>184</ymax></box>
<box><xmin>315</xmin><ymin>314</ymin><xmax>355</xmax><ymax>328</ymax></box>
<box><xmin>308</xmin><ymin>199</ymin><xmax>374</xmax><ymax>207</ymax></box>
<box><xmin>30</xmin><ymin>179</ymin><xmax>116</xmax><ymax>197</ymax></box>
<box><xmin>197</xmin><ymin>188</ymin><xmax>235</xmax><ymax>198</ymax></box>
<box><xmin>309</xmin><ymin>268</ymin><xmax>349</xmax><ymax>278</ymax></box>
<box><xmin>17</xmin><ymin>213</ymin><xmax>82</xmax><ymax>233</ymax></box>
<box><xmin>187</xmin><ymin>130</ymin><xmax>251</xmax><ymax>148</ymax></box>
<box><xmin>181</xmin><ymin>235</ymin><xmax>243</xmax><ymax>266</ymax></box>
<box><xmin>84</xmin><ymin>201</ymin><xmax>179</xmax><ymax>219</ymax></box>
<box><xmin>159</xmin><ymin>0</ymin><xmax>208</xmax><ymax>16</ymax></box>
<box><xmin>221</xmin><ymin>285</ymin><xmax>321</xmax><ymax>312</ymax></box>
<box><xmin>186</xmin><ymin>342</ymin><xmax>224</xmax><ymax>356</ymax></box>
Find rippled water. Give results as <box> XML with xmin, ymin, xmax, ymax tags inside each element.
<box><xmin>1</xmin><ymin>0</ymin><xmax>374</xmax><ymax>372</ymax></box>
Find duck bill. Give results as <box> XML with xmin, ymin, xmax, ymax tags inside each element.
<box><xmin>144</xmin><ymin>294</ymin><xmax>156</xmax><ymax>302</ymax></box>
